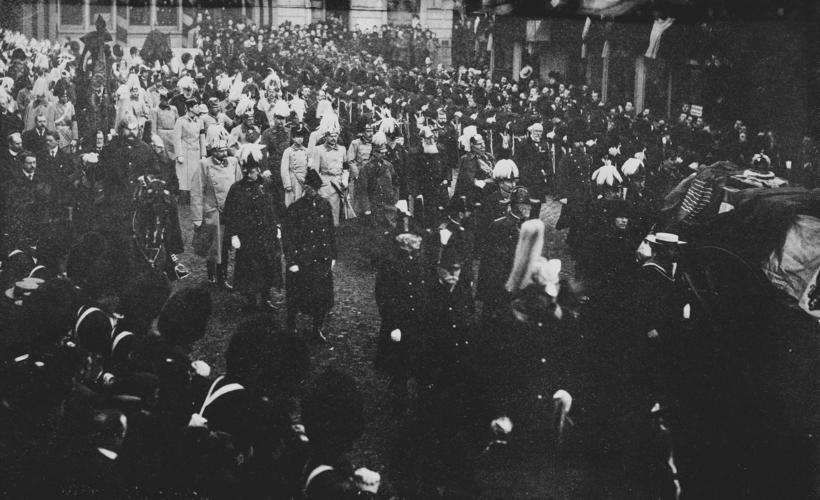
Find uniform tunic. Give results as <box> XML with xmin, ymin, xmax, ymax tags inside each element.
<box><xmin>312</xmin><ymin>143</ymin><xmax>347</xmax><ymax>226</ymax></box>
<box><xmin>454</xmin><ymin>150</ymin><xmax>496</xmax><ymax>203</ymax></box>
<box><xmin>346</xmin><ymin>138</ymin><xmax>373</xmax><ymax>215</ymax></box>
<box><xmin>190</xmin><ymin>156</ymin><xmax>242</xmax><ymax>264</ymax></box>
<box><xmin>358</xmin><ymin>156</ymin><xmax>399</xmax><ymax>228</ymax></box>
<box><xmin>421</xmin><ymin>276</ymin><xmax>476</xmax><ymax>384</ymax></box>
<box><xmin>478</xmin><ymin>213</ymin><xmax>524</xmax><ymax>312</ymax></box>
<box><xmin>282</xmin><ymin>192</ymin><xmax>336</xmax><ymax>314</ymax></box>
<box><xmin>281</xmin><ymin>144</ymin><xmax>309</xmax><ymax>207</ymax></box>
<box><xmin>172</xmin><ymin>114</ymin><xmax>204</xmax><ymax>191</ymax></box>
<box><xmin>374</xmin><ymin>251</ymin><xmax>428</xmax><ymax>377</ymax></box>
<box><xmin>223</xmin><ymin>177</ymin><xmax>282</xmax><ymax>293</ymax></box>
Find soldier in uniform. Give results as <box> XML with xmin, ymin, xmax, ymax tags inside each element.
<box><xmin>477</xmin><ymin>186</ymin><xmax>538</xmax><ymax>321</ymax></box>
<box><xmin>283</xmin><ymin>169</ymin><xmax>336</xmax><ymax>342</ymax></box>
<box><xmin>173</xmin><ymin>98</ymin><xmax>206</xmax><ymax>204</ymax></box>
<box><xmin>556</xmin><ymin>128</ymin><xmax>593</xmax><ymax>249</ymax></box>
<box><xmin>346</xmin><ymin>122</ymin><xmax>374</xmax><ymax>216</ymax></box>
<box><xmin>260</xmin><ymin>100</ymin><xmax>291</xmax><ymax>215</ymax></box>
<box><xmin>311</xmin><ymin>126</ymin><xmax>347</xmax><ymax>227</ymax></box>
<box><xmin>420</xmin><ymin>243</ymin><xmax>476</xmax><ymax>390</ymax></box>
<box><xmin>453</xmin><ymin>127</ymin><xmax>495</xmax><ymax>205</ymax></box>
<box><xmin>423</xmin><ymin>195</ymin><xmax>475</xmax><ymax>282</ymax></box>
<box><xmin>358</xmin><ymin>131</ymin><xmax>399</xmax><ymax>230</ymax></box>
<box><xmin>280</xmin><ymin>123</ymin><xmax>310</xmax><ymax>207</ymax></box>
<box><xmin>191</xmin><ymin>138</ymin><xmax>242</xmax><ymax>289</ymax></box>
<box><xmin>514</xmin><ymin>122</ymin><xmax>551</xmax><ymax>201</ymax></box>
<box><xmin>374</xmin><ymin>224</ymin><xmax>427</xmax><ymax>410</ymax></box>
<box><xmin>223</xmin><ymin>145</ymin><xmax>282</xmax><ymax>311</ymax></box>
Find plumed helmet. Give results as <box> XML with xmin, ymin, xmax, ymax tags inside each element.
<box><xmin>492</xmin><ymin>159</ymin><xmax>519</xmax><ymax>180</ymax></box>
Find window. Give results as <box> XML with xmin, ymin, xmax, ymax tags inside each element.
<box><xmin>90</xmin><ymin>0</ymin><xmax>113</xmax><ymax>26</ymax></box>
<box><xmin>61</xmin><ymin>0</ymin><xmax>84</xmax><ymax>25</ymax></box>
<box><xmin>157</xmin><ymin>0</ymin><xmax>179</xmax><ymax>25</ymax></box>
<box><xmin>129</xmin><ymin>0</ymin><xmax>151</xmax><ymax>25</ymax></box>
<box><xmin>387</xmin><ymin>0</ymin><xmax>419</xmax><ymax>25</ymax></box>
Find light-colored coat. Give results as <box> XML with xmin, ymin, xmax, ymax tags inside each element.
<box><xmin>191</xmin><ymin>156</ymin><xmax>242</xmax><ymax>264</ymax></box>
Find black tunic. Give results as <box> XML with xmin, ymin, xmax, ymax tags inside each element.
<box><xmin>224</xmin><ymin>177</ymin><xmax>282</xmax><ymax>294</ymax></box>
<box><xmin>282</xmin><ymin>192</ymin><xmax>336</xmax><ymax>314</ymax></box>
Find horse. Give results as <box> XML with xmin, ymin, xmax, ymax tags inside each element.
<box><xmin>131</xmin><ymin>175</ymin><xmax>188</xmax><ymax>281</ymax></box>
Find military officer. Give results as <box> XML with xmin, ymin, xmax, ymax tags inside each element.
<box><xmin>283</xmin><ymin>169</ymin><xmax>336</xmax><ymax>342</ymax></box>
<box><xmin>421</xmin><ymin>243</ymin><xmax>476</xmax><ymax>388</ymax></box>
<box><xmin>477</xmin><ymin>186</ymin><xmax>538</xmax><ymax>320</ymax></box>
<box><xmin>374</xmin><ymin>225</ymin><xmax>428</xmax><ymax>410</ymax></box>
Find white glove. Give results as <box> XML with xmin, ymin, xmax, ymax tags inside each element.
<box><xmin>474</xmin><ymin>179</ymin><xmax>486</xmax><ymax>188</ymax></box>
<box><xmin>188</xmin><ymin>412</ymin><xmax>208</xmax><ymax>428</ymax></box>
<box><xmin>559</xmin><ymin>198</ymin><xmax>568</xmax><ymax>204</ymax></box>
<box><xmin>261</xmin><ymin>169</ymin><xmax>272</xmax><ymax>178</ymax></box>
<box><xmin>288</xmin><ymin>265</ymin><xmax>300</xmax><ymax>273</ymax></box>
<box><xmin>277</xmin><ymin>226</ymin><xmax>282</xmax><ymax>239</ymax></box>
<box><xmin>191</xmin><ymin>360</ymin><xmax>211</xmax><ymax>377</ymax></box>
<box><xmin>353</xmin><ymin>468</ymin><xmax>381</xmax><ymax>494</ymax></box>
<box><xmin>491</xmin><ymin>416</ymin><xmax>513</xmax><ymax>435</ymax></box>
<box><xmin>390</xmin><ymin>329</ymin><xmax>402</xmax><ymax>342</ymax></box>
<box><xmin>331</xmin><ymin>259</ymin><xmax>336</xmax><ymax>270</ymax></box>
<box><xmin>231</xmin><ymin>235</ymin><xmax>241</xmax><ymax>249</ymax></box>
<box><xmin>193</xmin><ymin>220</ymin><xmax>202</xmax><ymax>228</ymax></box>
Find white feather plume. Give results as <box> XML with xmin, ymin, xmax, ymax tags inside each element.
<box><xmin>237</xmin><ymin>142</ymin><xmax>266</xmax><ymax>166</ymax></box>
<box><xmin>621</xmin><ymin>157</ymin><xmax>643</xmax><ymax>177</ymax></box>
<box><xmin>271</xmin><ymin>99</ymin><xmax>291</xmax><ymax>118</ymax></box>
<box><xmin>591</xmin><ymin>162</ymin><xmax>623</xmax><ymax>186</ymax></box>
<box><xmin>234</xmin><ymin>95</ymin><xmax>256</xmax><ymax>117</ymax></box>
<box><xmin>228</xmin><ymin>73</ymin><xmax>245</xmax><ymax>102</ymax></box>
<box><xmin>458</xmin><ymin>125</ymin><xmax>478</xmax><ymax>151</ymax></box>
<box><xmin>317</xmin><ymin>112</ymin><xmax>340</xmax><ymax>136</ymax></box>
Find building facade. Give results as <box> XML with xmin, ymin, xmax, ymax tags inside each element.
<box><xmin>20</xmin><ymin>0</ymin><xmax>455</xmax><ymax>64</ymax></box>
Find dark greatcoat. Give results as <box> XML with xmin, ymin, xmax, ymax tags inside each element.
<box><xmin>374</xmin><ymin>249</ymin><xmax>428</xmax><ymax>378</ymax></box>
<box><xmin>453</xmin><ymin>150</ymin><xmax>496</xmax><ymax>203</ymax></box>
<box><xmin>420</xmin><ymin>276</ymin><xmax>476</xmax><ymax>385</ymax></box>
<box><xmin>555</xmin><ymin>149</ymin><xmax>592</xmax><ymax>241</ymax></box>
<box><xmin>409</xmin><ymin>151</ymin><xmax>449</xmax><ymax>220</ymax></box>
<box><xmin>282</xmin><ymin>191</ymin><xmax>336</xmax><ymax>315</ymax></box>
<box><xmin>477</xmin><ymin>213</ymin><xmax>524</xmax><ymax>310</ymax></box>
<box><xmin>514</xmin><ymin>137</ymin><xmax>552</xmax><ymax>200</ymax></box>
<box><xmin>223</xmin><ymin>177</ymin><xmax>282</xmax><ymax>294</ymax></box>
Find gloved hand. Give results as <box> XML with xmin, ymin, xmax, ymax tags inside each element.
<box><xmin>331</xmin><ymin>259</ymin><xmax>336</xmax><ymax>270</ymax></box>
<box><xmin>288</xmin><ymin>265</ymin><xmax>300</xmax><ymax>273</ymax></box>
<box><xmin>231</xmin><ymin>235</ymin><xmax>241</xmax><ymax>249</ymax></box>
<box><xmin>390</xmin><ymin>329</ymin><xmax>401</xmax><ymax>342</ymax></box>
<box><xmin>353</xmin><ymin>468</ymin><xmax>381</xmax><ymax>494</ymax></box>
<box><xmin>193</xmin><ymin>220</ymin><xmax>202</xmax><ymax>228</ymax></box>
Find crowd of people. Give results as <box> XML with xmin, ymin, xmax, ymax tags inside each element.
<box><xmin>0</xmin><ymin>8</ymin><xmax>819</xmax><ymax>498</ymax></box>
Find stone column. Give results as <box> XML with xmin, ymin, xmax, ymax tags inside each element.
<box><xmin>634</xmin><ymin>55</ymin><xmax>647</xmax><ymax>113</ymax></box>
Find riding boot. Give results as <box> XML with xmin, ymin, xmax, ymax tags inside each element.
<box><xmin>217</xmin><ymin>263</ymin><xmax>232</xmax><ymax>291</ymax></box>
<box><xmin>206</xmin><ymin>261</ymin><xmax>216</xmax><ymax>285</ymax></box>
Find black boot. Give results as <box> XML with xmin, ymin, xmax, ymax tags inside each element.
<box><xmin>206</xmin><ymin>261</ymin><xmax>216</xmax><ymax>285</ymax></box>
<box><xmin>217</xmin><ymin>263</ymin><xmax>232</xmax><ymax>291</ymax></box>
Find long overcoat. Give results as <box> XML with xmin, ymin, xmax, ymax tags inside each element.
<box><xmin>223</xmin><ymin>176</ymin><xmax>282</xmax><ymax>294</ymax></box>
<box><xmin>374</xmin><ymin>249</ymin><xmax>428</xmax><ymax>377</ymax></box>
<box><xmin>282</xmin><ymin>191</ymin><xmax>336</xmax><ymax>314</ymax></box>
